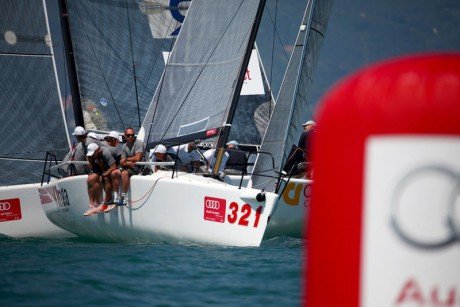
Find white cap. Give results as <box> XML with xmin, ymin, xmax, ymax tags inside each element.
<box><xmin>87</xmin><ymin>132</ymin><xmax>99</xmax><ymax>140</ymax></box>
<box><xmin>302</xmin><ymin>120</ymin><xmax>316</xmax><ymax>126</ymax></box>
<box><xmin>153</xmin><ymin>144</ymin><xmax>167</xmax><ymax>154</ymax></box>
<box><xmin>86</xmin><ymin>143</ymin><xmax>99</xmax><ymax>157</ymax></box>
<box><xmin>73</xmin><ymin>126</ymin><xmax>86</xmax><ymax>136</ymax></box>
<box><xmin>227</xmin><ymin>140</ymin><xmax>239</xmax><ymax>147</ymax></box>
<box><xmin>107</xmin><ymin>131</ymin><xmax>119</xmax><ymax>139</ymax></box>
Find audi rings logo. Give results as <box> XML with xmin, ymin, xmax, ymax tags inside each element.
<box><xmin>205</xmin><ymin>199</ymin><xmax>221</xmax><ymax>210</ymax></box>
<box><xmin>0</xmin><ymin>202</ymin><xmax>11</xmax><ymax>211</ymax></box>
<box><xmin>391</xmin><ymin>165</ymin><xmax>460</xmax><ymax>249</ymax></box>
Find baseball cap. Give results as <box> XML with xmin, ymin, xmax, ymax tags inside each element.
<box><xmin>87</xmin><ymin>132</ymin><xmax>99</xmax><ymax>140</ymax></box>
<box><xmin>227</xmin><ymin>140</ymin><xmax>239</xmax><ymax>146</ymax></box>
<box><xmin>73</xmin><ymin>126</ymin><xmax>86</xmax><ymax>136</ymax></box>
<box><xmin>301</xmin><ymin>120</ymin><xmax>316</xmax><ymax>126</ymax></box>
<box><xmin>86</xmin><ymin>143</ymin><xmax>99</xmax><ymax>157</ymax></box>
<box><xmin>153</xmin><ymin>144</ymin><xmax>167</xmax><ymax>154</ymax></box>
<box><xmin>106</xmin><ymin>131</ymin><xmax>119</xmax><ymax>140</ymax></box>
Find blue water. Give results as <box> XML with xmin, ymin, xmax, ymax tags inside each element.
<box><xmin>0</xmin><ymin>236</ymin><xmax>302</xmax><ymax>306</ymax></box>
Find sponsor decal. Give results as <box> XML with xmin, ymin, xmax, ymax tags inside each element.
<box><xmin>391</xmin><ymin>165</ymin><xmax>459</xmax><ymax>249</ymax></box>
<box><xmin>0</xmin><ymin>198</ymin><xmax>21</xmax><ymax>222</ymax></box>
<box><xmin>282</xmin><ymin>182</ymin><xmax>310</xmax><ymax>207</ymax></box>
<box><xmin>38</xmin><ymin>186</ymin><xmax>70</xmax><ymax>210</ymax></box>
<box><xmin>206</xmin><ymin>128</ymin><xmax>217</xmax><ymax>137</ymax></box>
<box><xmin>394</xmin><ymin>278</ymin><xmax>459</xmax><ymax>306</ymax></box>
<box><xmin>361</xmin><ymin>137</ymin><xmax>460</xmax><ymax>307</ymax></box>
<box><xmin>204</xmin><ymin>197</ymin><xmax>226</xmax><ymax>223</ymax></box>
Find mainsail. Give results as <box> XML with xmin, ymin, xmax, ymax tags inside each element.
<box><xmin>142</xmin><ymin>0</ymin><xmax>265</xmax><ymax>146</ymax></box>
<box><xmin>0</xmin><ymin>0</ymin><xmax>71</xmax><ymax>186</ymax></box>
<box><xmin>250</xmin><ymin>0</ymin><xmax>334</xmax><ymax>191</ymax></box>
<box><xmin>66</xmin><ymin>0</ymin><xmax>185</xmax><ymax>132</ymax></box>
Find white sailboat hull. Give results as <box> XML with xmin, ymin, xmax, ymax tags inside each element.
<box><xmin>42</xmin><ymin>171</ymin><xmax>277</xmax><ymax>247</ymax></box>
<box><xmin>225</xmin><ymin>175</ymin><xmax>310</xmax><ymax>238</ymax></box>
<box><xmin>0</xmin><ymin>183</ymin><xmax>74</xmax><ymax>238</ymax></box>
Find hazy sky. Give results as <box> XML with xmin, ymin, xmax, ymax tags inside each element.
<box><xmin>257</xmin><ymin>0</ymin><xmax>460</xmax><ymax>118</ymax></box>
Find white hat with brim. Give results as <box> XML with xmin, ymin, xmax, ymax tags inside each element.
<box><xmin>301</xmin><ymin>120</ymin><xmax>316</xmax><ymax>126</ymax></box>
<box><xmin>86</xmin><ymin>143</ymin><xmax>99</xmax><ymax>157</ymax></box>
<box><xmin>227</xmin><ymin>140</ymin><xmax>239</xmax><ymax>146</ymax></box>
<box><xmin>87</xmin><ymin>132</ymin><xmax>99</xmax><ymax>140</ymax></box>
<box><xmin>107</xmin><ymin>131</ymin><xmax>119</xmax><ymax>139</ymax></box>
<box><xmin>153</xmin><ymin>144</ymin><xmax>167</xmax><ymax>154</ymax></box>
<box><xmin>73</xmin><ymin>126</ymin><xmax>86</xmax><ymax>136</ymax></box>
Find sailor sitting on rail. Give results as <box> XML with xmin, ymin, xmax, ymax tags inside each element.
<box><xmin>110</xmin><ymin>127</ymin><xmax>144</xmax><ymax>206</ymax></box>
<box><xmin>83</xmin><ymin>143</ymin><xmax>116</xmax><ymax>216</ymax></box>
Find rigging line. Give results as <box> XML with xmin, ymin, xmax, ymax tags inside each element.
<box><xmin>269</xmin><ymin>0</ymin><xmax>278</xmax><ymax>87</ymax></box>
<box><xmin>125</xmin><ymin>0</ymin><xmax>141</xmax><ymax>128</ymax></box>
<box><xmin>0</xmin><ymin>52</ymin><xmax>52</xmax><ymax>57</ymax></box>
<box><xmin>72</xmin><ymin>2</ymin><xmax>125</xmax><ymax>127</ymax></box>
<box><xmin>268</xmin><ymin>0</ymin><xmax>278</xmax><ymax>117</ymax></box>
<box><xmin>263</xmin><ymin>5</ymin><xmax>290</xmax><ymax>61</ymax></box>
<box><xmin>0</xmin><ymin>157</ymin><xmax>57</xmax><ymax>163</ymax></box>
<box><xmin>159</xmin><ymin>0</ymin><xmax>247</xmax><ymax>141</ymax></box>
<box><xmin>129</xmin><ymin>15</ymin><xmax>176</xmax><ymax>128</ymax></box>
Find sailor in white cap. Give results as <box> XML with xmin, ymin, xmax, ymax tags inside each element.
<box><xmin>149</xmin><ymin>144</ymin><xmax>174</xmax><ymax>173</ymax></box>
<box><xmin>83</xmin><ymin>143</ymin><xmax>117</xmax><ymax>216</ymax></box>
<box><xmin>62</xmin><ymin>126</ymin><xmax>89</xmax><ymax>175</ymax></box>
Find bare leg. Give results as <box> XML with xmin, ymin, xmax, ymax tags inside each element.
<box><xmin>87</xmin><ymin>173</ymin><xmax>99</xmax><ymax>204</ymax></box>
<box><xmin>121</xmin><ymin>170</ymin><xmax>130</xmax><ymax>193</ymax></box>
<box><xmin>111</xmin><ymin>169</ymin><xmax>121</xmax><ymax>194</ymax></box>
<box><xmin>104</xmin><ymin>178</ymin><xmax>113</xmax><ymax>203</ymax></box>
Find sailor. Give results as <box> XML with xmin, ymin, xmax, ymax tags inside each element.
<box><xmin>167</xmin><ymin>140</ymin><xmax>201</xmax><ymax>172</ymax></box>
<box><xmin>224</xmin><ymin>140</ymin><xmax>247</xmax><ymax>175</ymax></box>
<box><xmin>202</xmin><ymin>147</ymin><xmax>229</xmax><ymax>175</ymax></box>
<box><xmin>86</xmin><ymin>132</ymin><xmax>102</xmax><ymax>146</ymax></box>
<box><xmin>149</xmin><ymin>144</ymin><xmax>174</xmax><ymax>172</ymax></box>
<box><xmin>62</xmin><ymin>126</ymin><xmax>90</xmax><ymax>176</ymax></box>
<box><xmin>83</xmin><ymin>143</ymin><xmax>117</xmax><ymax>216</ymax></box>
<box><xmin>102</xmin><ymin>131</ymin><xmax>122</xmax><ymax>165</ymax></box>
<box><xmin>298</xmin><ymin>120</ymin><xmax>316</xmax><ymax>158</ymax></box>
<box><xmin>110</xmin><ymin>127</ymin><xmax>144</xmax><ymax>206</ymax></box>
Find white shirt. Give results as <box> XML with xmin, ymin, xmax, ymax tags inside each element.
<box><xmin>203</xmin><ymin>149</ymin><xmax>229</xmax><ymax>174</ymax></box>
<box><xmin>167</xmin><ymin>144</ymin><xmax>201</xmax><ymax>165</ymax></box>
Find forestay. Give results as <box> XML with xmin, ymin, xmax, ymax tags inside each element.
<box><xmin>0</xmin><ymin>0</ymin><xmax>70</xmax><ymax>186</ymax></box>
<box><xmin>142</xmin><ymin>0</ymin><xmax>263</xmax><ymax>145</ymax></box>
<box><xmin>66</xmin><ymin>0</ymin><xmax>184</xmax><ymax>131</ymax></box>
<box><xmin>250</xmin><ymin>0</ymin><xmax>334</xmax><ymax>192</ymax></box>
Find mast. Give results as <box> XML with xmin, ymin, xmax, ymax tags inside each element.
<box><xmin>58</xmin><ymin>0</ymin><xmax>84</xmax><ymax>127</ymax></box>
<box><xmin>212</xmin><ymin>0</ymin><xmax>266</xmax><ymax>175</ymax></box>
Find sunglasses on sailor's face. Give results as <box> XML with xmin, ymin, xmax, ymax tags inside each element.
<box><xmin>125</xmin><ymin>134</ymin><xmax>135</xmax><ymax>138</ymax></box>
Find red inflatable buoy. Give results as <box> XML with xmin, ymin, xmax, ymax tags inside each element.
<box><xmin>305</xmin><ymin>53</ymin><xmax>460</xmax><ymax>306</ymax></box>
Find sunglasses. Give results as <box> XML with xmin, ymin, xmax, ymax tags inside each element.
<box><xmin>125</xmin><ymin>134</ymin><xmax>135</xmax><ymax>138</ymax></box>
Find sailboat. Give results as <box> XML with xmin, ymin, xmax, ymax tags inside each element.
<box><xmin>0</xmin><ymin>0</ymin><xmax>75</xmax><ymax>238</ymax></box>
<box><xmin>41</xmin><ymin>0</ymin><xmax>279</xmax><ymax>247</ymax></box>
<box><xmin>0</xmin><ymin>0</ymin><xmax>181</xmax><ymax>238</ymax></box>
<box><xmin>249</xmin><ymin>0</ymin><xmax>334</xmax><ymax>238</ymax></box>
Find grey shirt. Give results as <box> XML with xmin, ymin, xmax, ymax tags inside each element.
<box><xmin>121</xmin><ymin>139</ymin><xmax>144</xmax><ymax>159</ymax></box>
